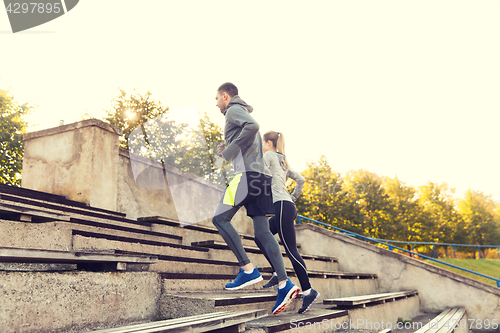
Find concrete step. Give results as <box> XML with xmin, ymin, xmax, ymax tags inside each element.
<box><xmin>0</xmin><ymin>218</ymin><xmax>183</xmax><ymax>253</ymax></box>
<box><xmin>72</xmin><ymin>224</ymin><xmax>182</xmax><ymax>246</ymax></box>
<box><xmin>73</xmin><ymin>233</ymin><xmax>211</xmax><ymax>262</ymax></box>
<box><xmin>143</xmin><ymin>216</ymin><xmax>300</xmax><ymax>250</ymax></box>
<box><xmin>72</xmin><ymin>232</ymin><xmax>334</xmax><ymax>274</ymax></box>
<box><xmin>411</xmin><ymin>307</ymin><xmax>468</xmax><ymax>333</ymax></box>
<box><xmin>203</xmin><ymin>246</ymin><xmax>338</xmax><ymax>273</ymax></box>
<box><xmin>245</xmin><ymin>305</ymin><xmax>348</xmax><ymax>333</ymax></box>
<box><xmin>192</xmin><ymin>240</ymin><xmax>339</xmax><ymax>272</ymax></box>
<box><xmin>323</xmin><ymin>290</ymin><xmax>418</xmax><ymax>308</ymax></box>
<box><xmin>0</xmin><ymin>202</ymin><xmax>70</xmax><ymax>223</ymax></box>
<box><xmin>0</xmin><ymin>193</ymin><xmax>133</xmax><ymax>224</ymax></box>
<box><xmin>245</xmin><ymin>291</ymin><xmax>420</xmax><ymax>333</ymax></box>
<box><xmin>159</xmin><ymin>290</ymin><xmax>301</xmax><ymax>320</ymax></box>
<box><xmin>260</xmin><ymin>267</ymin><xmax>378</xmax><ymax>301</ymax></box>
<box><xmin>0</xmin><ymin>194</ymin><xmax>151</xmax><ymax>232</ymax></box>
<box><xmin>88</xmin><ymin>309</ymin><xmax>268</xmax><ymax>333</ymax></box>
<box><xmin>134</xmin><ymin>256</ymin><xmax>377</xmax><ymax>299</ymax></box>
<box><xmin>321</xmin><ymin>291</ymin><xmax>420</xmax><ymax>331</ymax></box>
<box><xmin>160</xmin><ymin>271</ymin><xmax>378</xmax><ymax>300</ymax></box>
<box><xmin>0</xmin><ymin>184</ymin><xmax>126</xmax><ymax>218</ymax></box>
<box><xmin>147</xmin><ymin>218</ymin><xmax>268</xmax><ymax>249</ymax></box>
<box><xmin>0</xmin><ymin>246</ymin><xmax>157</xmax><ymax>267</ymax></box>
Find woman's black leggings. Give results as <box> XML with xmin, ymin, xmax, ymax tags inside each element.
<box><xmin>255</xmin><ymin>200</ymin><xmax>311</xmax><ymax>291</ymax></box>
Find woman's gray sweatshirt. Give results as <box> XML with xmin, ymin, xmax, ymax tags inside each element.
<box><xmin>263</xmin><ymin>151</ymin><xmax>305</xmax><ymax>203</ymax></box>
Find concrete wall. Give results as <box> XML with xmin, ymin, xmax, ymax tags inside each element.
<box><xmin>0</xmin><ymin>271</ymin><xmax>161</xmax><ymax>333</ymax></box>
<box><xmin>22</xmin><ymin>119</ymin><xmax>254</xmax><ymax>235</ymax></box>
<box><xmin>295</xmin><ymin>223</ymin><xmax>500</xmax><ymax>323</ymax></box>
<box><xmin>22</xmin><ymin>119</ymin><xmax>120</xmax><ymax>211</ymax></box>
<box><xmin>117</xmin><ymin>148</ymin><xmax>254</xmax><ymax>235</ymax></box>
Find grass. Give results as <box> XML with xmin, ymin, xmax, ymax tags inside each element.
<box><xmin>422</xmin><ymin>258</ymin><xmax>500</xmax><ymax>287</ymax></box>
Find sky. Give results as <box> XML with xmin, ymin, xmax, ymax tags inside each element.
<box><xmin>1</xmin><ymin>0</ymin><xmax>499</xmax><ymax>202</ymax></box>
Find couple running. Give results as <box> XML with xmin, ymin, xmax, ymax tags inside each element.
<box><xmin>212</xmin><ymin>82</ymin><xmax>319</xmax><ymax>315</ymax></box>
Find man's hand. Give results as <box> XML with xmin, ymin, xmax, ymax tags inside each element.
<box><xmin>217</xmin><ymin>143</ymin><xmax>226</xmax><ymax>157</ymax></box>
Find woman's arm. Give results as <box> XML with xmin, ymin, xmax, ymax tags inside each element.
<box><xmin>287</xmin><ymin>168</ymin><xmax>305</xmax><ymax>202</ymax></box>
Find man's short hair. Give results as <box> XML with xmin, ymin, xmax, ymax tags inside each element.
<box><xmin>217</xmin><ymin>82</ymin><xmax>238</xmax><ymax>97</ymax></box>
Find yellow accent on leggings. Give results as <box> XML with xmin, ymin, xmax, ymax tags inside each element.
<box><xmin>223</xmin><ymin>173</ymin><xmax>243</xmax><ymax>206</ymax></box>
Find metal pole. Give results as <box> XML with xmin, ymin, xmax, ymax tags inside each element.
<box><xmin>297</xmin><ymin>216</ymin><xmax>301</xmax><ymax>224</ymax></box>
<box><xmin>498</xmin><ymin>247</ymin><xmax>500</xmax><ymax>259</ymax></box>
<box><xmin>433</xmin><ymin>245</ymin><xmax>436</xmax><ymax>259</ymax></box>
<box><xmin>453</xmin><ymin>246</ymin><xmax>456</xmax><ymax>259</ymax></box>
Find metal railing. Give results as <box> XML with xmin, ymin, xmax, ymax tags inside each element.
<box><xmin>297</xmin><ymin>215</ymin><xmax>500</xmax><ymax>288</ymax></box>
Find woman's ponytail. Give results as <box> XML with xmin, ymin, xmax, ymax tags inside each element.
<box><xmin>264</xmin><ymin>131</ymin><xmax>289</xmax><ymax>169</ymax></box>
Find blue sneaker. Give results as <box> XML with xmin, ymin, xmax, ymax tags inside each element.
<box><xmin>225</xmin><ymin>267</ymin><xmax>263</xmax><ymax>290</ymax></box>
<box><xmin>298</xmin><ymin>289</ymin><xmax>320</xmax><ymax>314</ymax></box>
<box><xmin>272</xmin><ymin>278</ymin><xmax>300</xmax><ymax>314</ymax></box>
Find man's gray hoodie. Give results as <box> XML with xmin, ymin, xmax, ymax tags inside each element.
<box><xmin>221</xmin><ymin>96</ymin><xmax>271</xmax><ymax>176</ymax></box>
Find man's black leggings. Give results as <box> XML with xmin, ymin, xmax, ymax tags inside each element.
<box><xmin>255</xmin><ymin>200</ymin><xmax>311</xmax><ymax>291</ymax></box>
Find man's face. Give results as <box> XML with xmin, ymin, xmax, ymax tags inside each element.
<box><xmin>215</xmin><ymin>91</ymin><xmax>228</xmax><ymax>114</ymax></box>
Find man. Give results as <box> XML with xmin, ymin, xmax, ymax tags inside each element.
<box><xmin>212</xmin><ymin>82</ymin><xmax>299</xmax><ymax>315</ymax></box>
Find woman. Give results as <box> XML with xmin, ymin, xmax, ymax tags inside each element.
<box><xmin>255</xmin><ymin>130</ymin><xmax>320</xmax><ymax>314</ymax></box>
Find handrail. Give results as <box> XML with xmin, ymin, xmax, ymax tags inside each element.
<box><xmin>297</xmin><ymin>215</ymin><xmax>500</xmax><ymax>288</ymax></box>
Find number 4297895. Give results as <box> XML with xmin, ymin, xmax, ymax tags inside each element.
<box><xmin>6</xmin><ymin>2</ymin><xmax>62</xmax><ymax>14</ymax></box>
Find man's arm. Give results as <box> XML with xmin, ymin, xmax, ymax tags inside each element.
<box><xmin>221</xmin><ymin>106</ymin><xmax>259</xmax><ymax>161</ymax></box>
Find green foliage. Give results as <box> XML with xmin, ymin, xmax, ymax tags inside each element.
<box><xmin>397</xmin><ymin>317</ymin><xmax>413</xmax><ymax>324</ymax></box>
<box><xmin>418</xmin><ymin>182</ymin><xmax>464</xmax><ymax>244</ymax></box>
<box><xmin>0</xmin><ymin>88</ymin><xmax>31</xmax><ymax>186</ymax></box>
<box><xmin>296</xmin><ymin>156</ymin><xmax>500</xmax><ymax>254</ymax></box>
<box><xmin>458</xmin><ymin>190</ymin><xmax>500</xmax><ymax>255</ymax></box>
<box><xmin>103</xmin><ymin>89</ymin><xmax>170</xmax><ymax>150</ymax></box>
<box><xmin>102</xmin><ymin>89</ymin><xmax>231</xmax><ymax>187</ymax></box>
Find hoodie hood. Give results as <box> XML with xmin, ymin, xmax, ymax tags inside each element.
<box><xmin>224</xmin><ymin>95</ymin><xmax>253</xmax><ymax>115</ymax></box>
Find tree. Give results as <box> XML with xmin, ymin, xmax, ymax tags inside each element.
<box><xmin>103</xmin><ymin>89</ymin><xmax>170</xmax><ymax>150</ymax></box>
<box><xmin>0</xmin><ymin>88</ymin><xmax>31</xmax><ymax>186</ymax></box>
<box><xmin>344</xmin><ymin>169</ymin><xmax>393</xmax><ymax>239</ymax></box>
<box><xmin>383</xmin><ymin>176</ymin><xmax>423</xmax><ymax>242</ymax></box>
<box><xmin>458</xmin><ymin>190</ymin><xmax>500</xmax><ymax>257</ymax></box>
<box><xmin>295</xmin><ymin>156</ymin><xmax>348</xmax><ymax>227</ymax></box>
<box><xmin>295</xmin><ymin>155</ymin><xmax>500</xmax><ymax>257</ymax></box>
<box><xmin>102</xmin><ymin>89</ymin><xmax>229</xmax><ymax>187</ymax></box>
<box><xmin>417</xmin><ymin>182</ymin><xmax>463</xmax><ymax>245</ymax></box>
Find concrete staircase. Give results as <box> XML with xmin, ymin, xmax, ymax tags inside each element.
<box><xmin>0</xmin><ymin>184</ymin><xmax>460</xmax><ymax>333</ymax></box>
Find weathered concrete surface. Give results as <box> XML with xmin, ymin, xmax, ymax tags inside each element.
<box><xmin>159</xmin><ymin>291</ymin><xmax>301</xmax><ymax>319</ymax></box>
<box><xmin>22</xmin><ymin>119</ymin><xmax>121</xmax><ymax>211</ymax></box>
<box><xmin>246</xmin><ymin>308</ymin><xmax>349</xmax><ymax>333</ymax></box>
<box><xmin>346</xmin><ymin>295</ymin><xmax>420</xmax><ymax>330</ymax></box>
<box><xmin>0</xmin><ymin>220</ymin><xmax>72</xmax><ymax>251</ymax></box>
<box><xmin>117</xmin><ymin>150</ymin><xmax>178</xmax><ymax>222</ymax></box>
<box><xmin>118</xmin><ymin>149</ymin><xmax>255</xmax><ymax>235</ymax></box>
<box><xmin>0</xmin><ymin>271</ymin><xmax>160</xmax><ymax>333</ymax></box>
<box><xmin>72</xmin><ymin>234</ymin><xmax>212</xmax><ymax>261</ymax></box>
<box><xmin>0</xmin><ymin>263</ymin><xmax>76</xmax><ymax>271</ymax></box>
<box><xmin>295</xmin><ymin>224</ymin><xmax>500</xmax><ymax>323</ymax></box>
<box><xmin>21</xmin><ymin>119</ymin><xmax>257</xmax><ymax>236</ymax></box>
